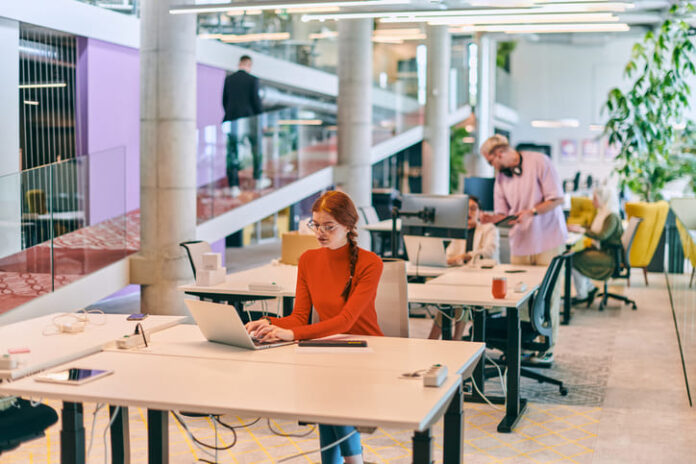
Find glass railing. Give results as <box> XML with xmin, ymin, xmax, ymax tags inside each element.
<box><xmin>196</xmin><ymin>107</ymin><xmax>338</xmax><ymax>224</ymax></box>
<box><xmin>495</xmin><ymin>67</ymin><xmax>514</xmax><ymax>108</ymax></box>
<box><xmin>0</xmin><ymin>147</ymin><xmax>131</xmax><ymax>315</ymax></box>
<box><xmin>372</xmin><ymin>82</ymin><xmax>424</xmax><ymax>144</ymax></box>
<box><xmin>665</xmin><ymin>198</ymin><xmax>696</xmax><ymax>404</ymax></box>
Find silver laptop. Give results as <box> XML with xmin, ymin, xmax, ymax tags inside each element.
<box><xmin>403</xmin><ymin>235</ymin><xmax>453</xmax><ymax>268</ymax></box>
<box><xmin>185</xmin><ymin>299</ymin><xmax>295</xmax><ymax>350</ymax></box>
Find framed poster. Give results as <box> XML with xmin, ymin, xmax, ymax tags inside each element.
<box><xmin>582</xmin><ymin>139</ymin><xmax>600</xmax><ymax>160</ymax></box>
<box><xmin>603</xmin><ymin>138</ymin><xmax>620</xmax><ymax>160</ymax></box>
<box><xmin>559</xmin><ymin>139</ymin><xmax>578</xmax><ymax>161</ymax></box>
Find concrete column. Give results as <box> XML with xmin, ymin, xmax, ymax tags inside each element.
<box><xmin>134</xmin><ymin>0</ymin><xmax>197</xmax><ymax>315</ymax></box>
<box><xmin>336</xmin><ymin>19</ymin><xmax>372</xmax><ymax>246</ymax></box>
<box><xmin>422</xmin><ymin>24</ymin><xmax>451</xmax><ymax>195</ymax></box>
<box><xmin>0</xmin><ymin>18</ymin><xmax>20</xmax><ymax>258</ymax></box>
<box><xmin>473</xmin><ymin>32</ymin><xmax>495</xmax><ymax>177</ymax></box>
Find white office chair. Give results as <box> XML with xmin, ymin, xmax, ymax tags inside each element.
<box><xmin>310</xmin><ymin>258</ymin><xmax>409</xmax><ymax>338</ymax></box>
<box><xmin>374</xmin><ymin>258</ymin><xmax>409</xmax><ymax>338</ymax></box>
<box><xmin>179</xmin><ymin>240</ymin><xmax>212</xmax><ymax>279</ymax></box>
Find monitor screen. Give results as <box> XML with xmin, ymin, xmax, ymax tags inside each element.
<box><xmin>400</xmin><ymin>194</ymin><xmax>469</xmax><ymax>240</ymax></box>
<box><xmin>462</xmin><ymin>177</ymin><xmax>495</xmax><ymax>212</ymax></box>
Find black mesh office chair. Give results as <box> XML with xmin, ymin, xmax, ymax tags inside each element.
<box><xmin>596</xmin><ymin>217</ymin><xmax>642</xmax><ymax>311</ymax></box>
<box><xmin>484</xmin><ymin>254</ymin><xmax>569</xmax><ymax>396</ymax></box>
<box><xmin>179</xmin><ymin>240</ymin><xmax>212</xmax><ymax>279</ymax></box>
<box><xmin>0</xmin><ymin>397</ymin><xmax>58</xmax><ymax>454</ymax></box>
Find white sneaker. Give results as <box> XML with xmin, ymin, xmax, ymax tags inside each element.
<box><xmin>229</xmin><ymin>186</ymin><xmax>241</xmax><ymax>197</ymax></box>
<box><xmin>255</xmin><ymin>177</ymin><xmax>272</xmax><ymax>190</ymax></box>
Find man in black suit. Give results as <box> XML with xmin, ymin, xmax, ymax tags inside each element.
<box><xmin>222</xmin><ymin>55</ymin><xmax>264</xmax><ymax>195</ymax></box>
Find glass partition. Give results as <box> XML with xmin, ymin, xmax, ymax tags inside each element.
<box><xmin>196</xmin><ymin>107</ymin><xmax>337</xmax><ymax>224</ymax></box>
<box><xmin>0</xmin><ymin>146</ymin><xmax>129</xmax><ymax>315</ymax></box>
<box><xmin>665</xmin><ymin>199</ymin><xmax>696</xmax><ymax>404</ymax></box>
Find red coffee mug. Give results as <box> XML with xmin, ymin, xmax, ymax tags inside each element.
<box><xmin>492</xmin><ymin>276</ymin><xmax>507</xmax><ymax>299</ymax></box>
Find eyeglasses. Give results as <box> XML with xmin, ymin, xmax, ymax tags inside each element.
<box><xmin>307</xmin><ymin>220</ymin><xmax>339</xmax><ymax>233</ymax></box>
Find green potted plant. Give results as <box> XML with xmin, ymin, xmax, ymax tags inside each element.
<box><xmin>449</xmin><ymin>125</ymin><xmax>474</xmax><ymax>193</ymax></box>
<box><xmin>604</xmin><ymin>1</ymin><xmax>696</xmax><ymax>201</ymax></box>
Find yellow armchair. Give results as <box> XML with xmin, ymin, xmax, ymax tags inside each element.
<box><xmin>624</xmin><ymin>201</ymin><xmax>670</xmax><ymax>285</ymax></box>
<box><xmin>671</xmin><ymin>198</ymin><xmax>696</xmax><ymax>288</ymax></box>
<box><xmin>567</xmin><ymin>196</ymin><xmax>596</xmax><ymax>227</ymax></box>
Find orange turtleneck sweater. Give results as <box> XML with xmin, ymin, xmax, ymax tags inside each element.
<box><xmin>269</xmin><ymin>244</ymin><xmax>384</xmax><ymax>340</ymax></box>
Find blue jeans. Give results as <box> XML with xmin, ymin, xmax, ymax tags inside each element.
<box><xmin>318</xmin><ymin>424</ymin><xmax>362</xmax><ymax>464</ymax></box>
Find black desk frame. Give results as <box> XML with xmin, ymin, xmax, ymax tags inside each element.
<box><xmin>57</xmin><ymin>381</ymin><xmax>467</xmax><ymax>464</ymax></box>
<box><xmin>435</xmin><ymin>301</ymin><xmax>528</xmax><ymax>433</ymax></box>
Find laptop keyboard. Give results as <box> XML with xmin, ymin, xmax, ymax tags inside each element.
<box><xmin>252</xmin><ymin>337</ymin><xmax>277</xmax><ymax>346</ymax></box>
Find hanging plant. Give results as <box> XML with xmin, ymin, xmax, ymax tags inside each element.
<box><xmin>604</xmin><ymin>2</ymin><xmax>696</xmax><ymax>201</ymax></box>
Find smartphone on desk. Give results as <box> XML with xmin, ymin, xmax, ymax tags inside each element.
<box><xmin>127</xmin><ymin>313</ymin><xmax>148</xmax><ymax>321</ymax></box>
<box><xmin>35</xmin><ymin>368</ymin><xmax>113</xmax><ymax>385</ymax></box>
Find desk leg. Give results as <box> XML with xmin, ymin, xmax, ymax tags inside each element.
<box><xmin>60</xmin><ymin>401</ymin><xmax>85</xmax><ymax>464</ymax></box>
<box><xmin>440</xmin><ymin>306</ymin><xmax>453</xmax><ymax>341</ymax></box>
<box><xmin>147</xmin><ymin>410</ymin><xmax>169</xmax><ymax>464</ymax></box>
<box><xmin>471</xmin><ymin>308</ymin><xmax>486</xmax><ymax>400</ymax></box>
<box><xmin>562</xmin><ymin>254</ymin><xmax>572</xmax><ymax>325</ymax></box>
<box><xmin>498</xmin><ymin>306</ymin><xmax>527</xmax><ymax>433</ymax></box>
<box><xmin>110</xmin><ymin>406</ymin><xmax>130</xmax><ymax>464</ymax></box>
<box><xmin>443</xmin><ymin>381</ymin><xmax>463</xmax><ymax>464</ymax></box>
<box><xmin>283</xmin><ymin>296</ymin><xmax>294</xmax><ymax>317</ymax></box>
<box><xmin>412</xmin><ymin>429</ymin><xmax>433</xmax><ymax>464</ymax></box>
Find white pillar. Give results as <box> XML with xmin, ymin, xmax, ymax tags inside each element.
<box><xmin>0</xmin><ymin>18</ymin><xmax>21</xmax><ymax>258</ymax></box>
<box><xmin>134</xmin><ymin>0</ymin><xmax>197</xmax><ymax>315</ymax></box>
<box><xmin>473</xmin><ymin>32</ymin><xmax>495</xmax><ymax>177</ymax></box>
<box><xmin>336</xmin><ymin>19</ymin><xmax>372</xmax><ymax>246</ymax></box>
<box><xmin>422</xmin><ymin>24</ymin><xmax>450</xmax><ymax>195</ymax></box>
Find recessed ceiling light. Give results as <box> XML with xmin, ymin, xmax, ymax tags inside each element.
<box><xmin>531</xmin><ymin>119</ymin><xmax>580</xmax><ymax>128</ymax></box>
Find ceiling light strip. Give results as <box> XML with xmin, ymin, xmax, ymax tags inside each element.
<box><xmin>301</xmin><ymin>2</ymin><xmax>632</xmax><ymax>21</ymax></box>
<box><xmin>382</xmin><ymin>12</ymin><xmax>618</xmax><ymax>25</ymax></box>
<box><xmin>450</xmin><ymin>22</ymin><xmax>630</xmax><ymax>33</ymax></box>
<box><xmin>19</xmin><ymin>82</ymin><xmax>67</xmax><ymax>89</ymax></box>
<box><xmin>170</xmin><ymin>0</ymin><xmax>406</xmax><ymax>15</ymax></box>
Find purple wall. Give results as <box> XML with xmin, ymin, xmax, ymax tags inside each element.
<box><xmin>77</xmin><ymin>38</ymin><xmax>140</xmax><ymax>225</ymax></box>
<box><xmin>196</xmin><ymin>64</ymin><xmax>227</xmax><ymax>188</ymax></box>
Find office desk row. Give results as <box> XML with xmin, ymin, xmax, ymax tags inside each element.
<box><xmin>0</xmin><ymin>315</ymin><xmax>484</xmax><ymax>464</ymax></box>
<box><xmin>180</xmin><ymin>260</ymin><xmax>547</xmax><ymax>433</ymax></box>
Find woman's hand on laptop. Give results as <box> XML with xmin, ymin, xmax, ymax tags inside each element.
<box><xmin>254</xmin><ymin>325</ymin><xmax>294</xmax><ymax>343</ymax></box>
<box><xmin>245</xmin><ymin>318</ymin><xmax>270</xmax><ymax>334</ymax></box>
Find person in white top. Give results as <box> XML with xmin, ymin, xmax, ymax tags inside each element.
<box><xmin>445</xmin><ymin>196</ymin><xmax>499</xmax><ymax>265</ymax></box>
<box><xmin>429</xmin><ymin>195</ymin><xmax>500</xmax><ymax>339</ymax></box>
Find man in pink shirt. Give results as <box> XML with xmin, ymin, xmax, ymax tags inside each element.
<box><xmin>480</xmin><ymin>135</ymin><xmax>567</xmax><ymax>365</ymax></box>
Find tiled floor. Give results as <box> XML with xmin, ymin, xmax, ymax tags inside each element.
<box><xmin>2</xmin><ymin>266</ymin><xmax>695</xmax><ymax>463</ymax></box>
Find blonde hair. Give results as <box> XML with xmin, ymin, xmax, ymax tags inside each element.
<box><xmin>480</xmin><ymin>134</ymin><xmax>510</xmax><ymax>158</ymax></box>
<box><xmin>593</xmin><ymin>184</ymin><xmax>619</xmax><ymax>213</ymax></box>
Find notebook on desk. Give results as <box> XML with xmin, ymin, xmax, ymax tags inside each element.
<box><xmin>403</xmin><ymin>235</ymin><xmax>453</xmax><ymax>268</ymax></box>
<box><xmin>185</xmin><ymin>300</ymin><xmax>294</xmax><ymax>350</ymax></box>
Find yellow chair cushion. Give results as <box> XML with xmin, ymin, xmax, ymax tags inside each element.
<box><xmin>567</xmin><ymin>197</ymin><xmax>596</xmax><ymax>227</ymax></box>
<box><xmin>624</xmin><ymin>201</ymin><xmax>669</xmax><ymax>268</ymax></box>
<box><xmin>675</xmin><ymin>218</ymin><xmax>696</xmax><ymax>267</ymax></box>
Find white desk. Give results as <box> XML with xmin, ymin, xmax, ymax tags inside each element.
<box><xmin>426</xmin><ymin>264</ymin><xmax>546</xmax><ymax>288</ymax></box>
<box><xmin>1</xmin><ymin>334</ymin><xmax>484</xmax><ymax>464</ymax></box>
<box><xmin>0</xmin><ymin>313</ymin><xmax>184</xmax><ymax>380</ymax></box>
<box><xmin>112</xmin><ymin>324</ymin><xmax>484</xmax><ymax>378</ymax></box>
<box><xmin>362</xmin><ymin>218</ymin><xmax>401</xmax><ymax>233</ymax></box>
<box><xmin>408</xmin><ymin>283</ymin><xmax>536</xmax><ymax>308</ymax></box>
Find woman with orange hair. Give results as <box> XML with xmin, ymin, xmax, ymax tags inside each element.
<box><xmin>246</xmin><ymin>190</ymin><xmax>383</xmax><ymax>464</ymax></box>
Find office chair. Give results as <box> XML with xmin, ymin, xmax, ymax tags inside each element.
<box><xmin>483</xmin><ymin>254</ymin><xmax>568</xmax><ymax>396</ymax></box>
<box><xmin>0</xmin><ymin>397</ymin><xmax>58</xmax><ymax>454</ymax></box>
<box><xmin>374</xmin><ymin>258</ymin><xmax>409</xmax><ymax>338</ymax></box>
<box><xmin>563</xmin><ymin>172</ymin><xmax>581</xmax><ymax>193</ymax></box>
<box><xmin>596</xmin><ymin>217</ymin><xmax>642</xmax><ymax>311</ymax></box>
<box><xmin>179</xmin><ymin>240</ymin><xmax>212</xmax><ymax>279</ymax></box>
